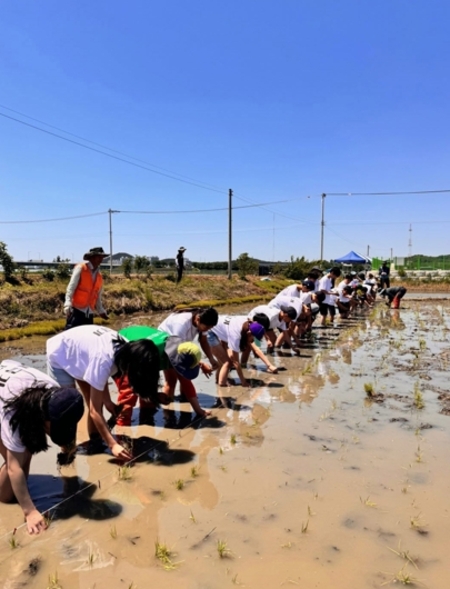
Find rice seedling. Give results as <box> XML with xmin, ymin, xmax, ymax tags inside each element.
<box><xmin>307</xmin><ymin>505</ymin><xmax>316</xmax><ymax>517</ymax></box>
<box><xmin>364</xmin><ymin>382</ymin><xmax>374</xmax><ymax>397</ymax></box>
<box><xmin>109</xmin><ymin>525</ymin><xmax>118</xmax><ymax>539</ymax></box>
<box><xmin>388</xmin><ymin>543</ymin><xmax>419</xmax><ymax>569</ymax></box>
<box><xmin>415</xmin><ymin>446</ymin><xmax>424</xmax><ymax>463</ymax></box>
<box><xmin>174</xmin><ymin>478</ymin><xmax>185</xmax><ymax>490</ymax></box>
<box><xmin>190</xmin><ymin>465</ymin><xmax>199</xmax><ymax>478</ymax></box>
<box><xmin>230</xmin><ymin>434</ymin><xmax>237</xmax><ymax>445</ymax></box>
<box><xmin>189</xmin><ymin>509</ymin><xmax>196</xmax><ymax>523</ymax></box>
<box><xmin>281</xmin><ymin>541</ymin><xmax>292</xmax><ymax>548</ymax></box>
<box><xmin>118</xmin><ymin>465</ymin><xmax>132</xmax><ymax>481</ymax></box>
<box><xmin>219</xmin><ymin>465</ymin><xmax>228</xmax><ymax>472</ymax></box>
<box><xmin>410</xmin><ymin>514</ymin><xmax>423</xmax><ymax>529</ymax></box>
<box><xmin>47</xmin><ymin>571</ymin><xmax>62</xmax><ymax>589</ymax></box>
<box><xmin>231</xmin><ymin>574</ymin><xmax>242</xmax><ymax>585</ymax></box>
<box><xmin>87</xmin><ymin>548</ymin><xmax>96</xmax><ymax>567</ymax></box>
<box><xmin>360</xmin><ymin>496</ymin><xmax>377</xmax><ymax>508</ymax></box>
<box><xmin>9</xmin><ymin>535</ymin><xmax>19</xmax><ymax>549</ymax></box>
<box><xmin>381</xmin><ymin>565</ymin><xmax>419</xmax><ymax>586</ymax></box>
<box><xmin>413</xmin><ymin>383</ymin><xmax>425</xmax><ymax>409</ymax></box>
<box><xmin>418</xmin><ymin>339</ymin><xmax>426</xmax><ymax>351</ymax></box>
<box><xmin>301</xmin><ymin>519</ymin><xmax>309</xmax><ymax>533</ymax></box>
<box><xmin>219</xmin><ymin>447</ymin><xmax>224</xmax><ymax>455</ymax></box>
<box><xmin>217</xmin><ymin>539</ymin><xmax>232</xmax><ymax>558</ymax></box>
<box><xmin>154</xmin><ymin>539</ymin><xmax>181</xmax><ymax>570</ymax></box>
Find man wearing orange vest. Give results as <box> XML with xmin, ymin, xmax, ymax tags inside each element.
<box><xmin>64</xmin><ymin>247</ymin><xmax>109</xmax><ymax>330</ymax></box>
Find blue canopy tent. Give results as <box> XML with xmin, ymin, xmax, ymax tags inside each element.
<box><xmin>334</xmin><ymin>251</ymin><xmax>371</xmax><ymax>264</ymax></box>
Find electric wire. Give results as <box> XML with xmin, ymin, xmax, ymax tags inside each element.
<box><xmin>0</xmin><ymin>103</ymin><xmax>226</xmax><ymax>194</ymax></box>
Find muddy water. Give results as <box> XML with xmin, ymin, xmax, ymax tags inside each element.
<box><xmin>1</xmin><ymin>302</ymin><xmax>450</xmax><ymax>588</ymax></box>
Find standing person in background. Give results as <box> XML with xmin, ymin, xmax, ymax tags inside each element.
<box><xmin>64</xmin><ymin>247</ymin><xmax>109</xmax><ymax>330</ymax></box>
<box><xmin>176</xmin><ymin>247</ymin><xmax>187</xmax><ymax>283</ymax></box>
<box><xmin>379</xmin><ymin>261</ymin><xmax>391</xmax><ymax>289</ymax></box>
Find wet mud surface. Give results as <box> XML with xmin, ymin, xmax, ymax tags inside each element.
<box><xmin>1</xmin><ymin>301</ymin><xmax>450</xmax><ymax>588</ymax></box>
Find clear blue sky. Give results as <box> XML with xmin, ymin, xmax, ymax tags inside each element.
<box><xmin>1</xmin><ymin>1</ymin><xmax>449</xmax><ymax>263</ymax></box>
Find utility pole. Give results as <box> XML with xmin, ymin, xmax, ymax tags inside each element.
<box><xmin>367</xmin><ymin>245</ymin><xmax>370</xmax><ymax>259</ymax></box>
<box><xmin>408</xmin><ymin>223</ymin><xmax>412</xmax><ymax>259</ymax></box>
<box><xmin>108</xmin><ymin>209</ymin><xmax>119</xmax><ymax>275</ymax></box>
<box><xmin>228</xmin><ymin>189</ymin><xmax>233</xmax><ymax>279</ymax></box>
<box><xmin>320</xmin><ymin>193</ymin><xmax>326</xmax><ymax>262</ymax></box>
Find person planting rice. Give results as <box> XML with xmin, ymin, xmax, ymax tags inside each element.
<box><xmin>318</xmin><ymin>267</ymin><xmax>342</xmax><ymax>326</ymax></box>
<box><xmin>248</xmin><ymin>303</ymin><xmax>297</xmax><ymax>351</ymax></box>
<box><xmin>207</xmin><ymin>314</ymin><xmax>275</xmax><ymax>387</ymax></box>
<box><xmin>379</xmin><ymin>286</ymin><xmax>407</xmax><ymax>309</ymax></box>
<box><xmin>0</xmin><ymin>360</ymin><xmax>84</xmax><ymax>534</ymax></box>
<box><xmin>46</xmin><ymin>325</ymin><xmax>161</xmax><ymax>460</ymax></box>
<box><xmin>158</xmin><ymin>307</ymin><xmax>218</xmax><ymax>367</ymax></box>
<box><xmin>116</xmin><ymin>325</ymin><xmax>213</xmax><ymax>422</ymax></box>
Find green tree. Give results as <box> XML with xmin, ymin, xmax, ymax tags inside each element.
<box><xmin>236</xmin><ymin>253</ymin><xmax>258</xmax><ymax>279</ymax></box>
<box><xmin>55</xmin><ymin>263</ymin><xmax>71</xmax><ymax>280</ymax></box>
<box><xmin>122</xmin><ymin>257</ymin><xmax>132</xmax><ymax>279</ymax></box>
<box><xmin>0</xmin><ymin>241</ymin><xmax>15</xmax><ymax>282</ymax></box>
<box><xmin>282</xmin><ymin>256</ymin><xmax>311</xmax><ymax>281</ymax></box>
<box><xmin>134</xmin><ymin>255</ymin><xmax>151</xmax><ymax>278</ymax></box>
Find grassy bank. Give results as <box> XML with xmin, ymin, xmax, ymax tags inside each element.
<box><xmin>0</xmin><ymin>274</ymin><xmax>290</xmax><ymax>336</ymax></box>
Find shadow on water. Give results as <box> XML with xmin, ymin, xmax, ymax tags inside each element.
<box><xmin>28</xmin><ymin>475</ymin><xmax>122</xmax><ymax>521</ymax></box>
<box><xmin>110</xmin><ymin>434</ymin><xmax>197</xmax><ymax>466</ymax></box>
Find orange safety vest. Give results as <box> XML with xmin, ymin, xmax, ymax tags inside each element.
<box><xmin>71</xmin><ymin>263</ymin><xmax>103</xmax><ymax>311</ymax></box>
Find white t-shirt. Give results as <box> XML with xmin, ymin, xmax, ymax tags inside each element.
<box><xmin>211</xmin><ymin>315</ymin><xmax>248</xmax><ymax>353</ymax></box>
<box><xmin>47</xmin><ymin>325</ymin><xmax>124</xmax><ymax>391</ymax></box>
<box><xmin>0</xmin><ymin>360</ymin><xmax>59</xmax><ymax>453</ymax></box>
<box><xmin>158</xmin><ymin>312</ymin><xmax>198</xmax><ymax>342</ymax></box>
<box><xmin>249</xmin><ymin>305</ymin><xmax>282</xmax><ymax>330</ymax></box>
<box><xmin>269</xmin><ymin>295</ymin><xmax>302</xmax><ymax>319</ymax></box>
<box><xmin>318</xmin><ymin>275</ymin><xmax>334</xmax><ymax>305</ymax></box>
<box><xmin>276</xmin><ymin>284</ymin><xmax>300</xmax><ymax>299</ymax></box>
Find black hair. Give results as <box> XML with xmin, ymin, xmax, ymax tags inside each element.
<box><xmin>174</xmin><ymin>306</ymin><xmax>218</xmax><ymax>327</ymax></box>
<box><xmin>4</xmin><ymin>384</ymin><xmax>57</xmax><ymax>454</ymax></box>
<box><xmin>345</xmin><ymin>274</ymin><xmax>353</xmax><ymax>280</ymax></box>
<box><xmin>251</xmin><ymin>313</ymin><xmax>270</xmax><ymax>331</ymax></box>
<box><xmin>198</xmin><ymin>307</ymin><xmax>218</xmax><ymax>327</ymax></box>
<box><xmin>330</xmin><ymin>267</ymin><xmax>342</xmax><ymax>277</ymax></box>
<box><xmin>114</xmin><ymin>339</ymin><xmax>161</xmax><ymax>404</ymax></box>
<box><xmin>239</xmin><ymin>320</ymin><xmax>251</xmax><ymax>352</ymax></box>
<box><xmin>308</xmin><ymin>271</ymin><xmax>319</xmax><ymax>280</ymax></box>
<box><xmin>315</xmin><ymin>291</ymin><xmax>326</xmax><ymax>303</ymax></box>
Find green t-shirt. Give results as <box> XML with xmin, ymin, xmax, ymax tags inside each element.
<box><xmin>119</xmin><ymin>325</ymin><xmax>170</xmax><ymax>370</ymax></box>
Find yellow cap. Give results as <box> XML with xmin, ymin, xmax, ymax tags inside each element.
<box><xmin>177</xmin><ymin>342</ymin><xmax>201</xmax><ymax>368</ymax></box>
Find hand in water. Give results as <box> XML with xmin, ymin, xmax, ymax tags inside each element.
<box><xmin>26</xmin><ymin>509</ymin><xmax>47</xmax><ymax>535</ymax></box>
<box><xmin>111</xmin><ymin>443</ymin><xmax>133</xmax><ymax>461</ymax></box>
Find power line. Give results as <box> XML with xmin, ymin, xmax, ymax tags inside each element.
<box><xmin>0</xmin><ymin>103</ymin><xmax>226</xmax><ymax>194</ymax></box>
<box><xmin>0</xmin><ymin>112</ymin><xmax>226</xmax><ymax>194</ymax></box>
<box><xmin>326</xmin><ymin>189</ymin><xmax>450</xmax><ymax>196</ymax></box>
<box><xmin>0</xmin><ymin>212</ymin><xmax>105</xmax><ymax>225</ymax></box>
<box><xmin>0</xmin><ymin>197</ymin><xmax>308</xmax><ymax>224</ymax></box>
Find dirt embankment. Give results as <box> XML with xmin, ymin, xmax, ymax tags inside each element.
<box><xmin>0</xmin><ymin>275</ymin><xmax>286</xmax><ymax>330</ymax></box>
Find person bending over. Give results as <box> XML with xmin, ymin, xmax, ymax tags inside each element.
<box><xmin>0</xmin><ymin>360</ymin><xmax>83</xmax><ymax>534</ymax></box>
<box><xmin>47</xmin><ymin>325</ymin><xmax>161</xmax><ymax>461</ymax></box>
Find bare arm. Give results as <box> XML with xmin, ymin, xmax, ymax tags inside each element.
<box><xmin>89</xmin><ymin>386</ymin><xmax>132</xmax><ymax>461</ymax></box>
<box><xmin>7</xmin><ymin>450</ymin><xmax>47</xmax><ymax>534</ymax></box>
<box><xmin>199</xmin><ymin>333</ymin><xmax>218</xmax><ymax>369</ymax></box>
<box><xmin>250</xmin><ymin>342</ymin><xmax>278</xmax><ymax>373</ymax></box>
<box><xmin>64</xmin><ymin>265</ymin><xmax>82</xmax><ymax>314</ymax></box>
<box><xmin>228</xmin><ymin>349</ymin><xmax>250</xmax><ymax>387</ymax></box>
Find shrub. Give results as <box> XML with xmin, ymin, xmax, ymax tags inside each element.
<box><xmin>236</xmin><ymin>253</ymin><xmax>258</xmax><ymax>279</ymax></box>
<box><xmin>55</xmin><ymin>263</ymin><xmax>71</xmax><ymax>280</ymax></box>
<box><xmin>42</xmin><ymin>269</ymin><xmax>55</xmax><ymax>282</ymax></box>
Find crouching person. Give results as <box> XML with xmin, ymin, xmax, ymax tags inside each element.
<box><xmin>0</xmin><ymin>360</ymin><xmax>84</xmax><ymax>534</ymax></box>
<box><xmin>116</xmin><ymin>326</ymin><xmax>212</xmax><ymax>420</ymax></box>
<box><xmin>47</xmin><ymin>325</ymin><xmax>161</xmax><ymax>461</ymax></box>
<box><xmin>379</xmin><ymin>286</ymin><xmax>407</xmax><ymax>309</ymax></box>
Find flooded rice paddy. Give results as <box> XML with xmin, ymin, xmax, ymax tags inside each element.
<box><xmin>1</xmin><ymin>300</ymin><xmax>450</xmax><ymax>588</ymax></box>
